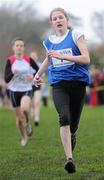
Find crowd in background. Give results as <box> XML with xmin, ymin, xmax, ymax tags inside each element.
<box><xmin>85</xmin><ymin>66</ymin><xmax>104</xmax><ymax>106</ymax></box>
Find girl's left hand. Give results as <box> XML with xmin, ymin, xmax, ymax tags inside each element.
<box><xmin>48</xmin><ymin>50</ymin><xmax>63</xmax><ymax>60</ymax></box>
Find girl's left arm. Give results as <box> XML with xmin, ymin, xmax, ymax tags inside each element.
<box><xmin>75</xmin><ymin>36</ymin><xmax>90</xmax><ymax>64</ymax></box>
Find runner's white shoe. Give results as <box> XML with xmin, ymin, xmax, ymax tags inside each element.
<box><xmin>21</xmin><ymin>137</ymin><xmax>28</xmax><ymax>146</ymax></box>
<box><xmin>26</xmin><ymin>123</ymin><xmax>33</xmax><ymax>136</ymax></box>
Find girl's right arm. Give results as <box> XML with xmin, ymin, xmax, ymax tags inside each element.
<box><xmin>34</xmin><ymin>57</ymin><xmax>49</xmax><ymax>86</ymax></box>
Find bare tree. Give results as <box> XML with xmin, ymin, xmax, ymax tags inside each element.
<box><xmin>91</xmin><ymin>11</ymin><xmax>104</xmax><ymax>44</ymax></box>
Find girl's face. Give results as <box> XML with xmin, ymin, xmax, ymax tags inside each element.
<box><xmin>50</xmin><ymin>11</ymin><xmax>68</xmax><ymax>34</ymax></box>
<box><xmin>12</xmin><ymin>40</ymin><xmax>25</xmax><ymax>56</ymax></box>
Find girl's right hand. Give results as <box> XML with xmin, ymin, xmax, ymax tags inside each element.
<box><xmin>34</xmin><ymin>74</ymin><xmax>43</xmax><ymax>87</ymax></box>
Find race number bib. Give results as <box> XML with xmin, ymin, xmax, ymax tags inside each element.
<box><xmin>52</xmin><ymin>48</ymin><xmax>74</xmax><ymax>67</ymax></box>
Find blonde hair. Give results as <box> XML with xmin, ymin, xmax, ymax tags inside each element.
<box><xmin>49</xmin><ymin>8</ymin><xmax>69</xmax><ymax>21</ymax></box>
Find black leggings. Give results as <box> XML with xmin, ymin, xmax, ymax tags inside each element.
<box><xmin>52</xmin><ymin>81</ymin><xmax>86</xmax><ymax>134</ymax></box>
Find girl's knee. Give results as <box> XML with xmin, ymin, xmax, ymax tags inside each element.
<box><xmin>59</xmin><ymin>115</ymin><xmax>70</xmax><ymax>126</ymax></box>
<box><xmin>21</xmin><ymin>106</ymin><xmax>29</xmax><ymax>113</ymax></box>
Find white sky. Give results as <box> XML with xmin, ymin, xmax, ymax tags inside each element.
<box><xmin>0</xmin><ymin>0</ymin><xmax>104</xmax><ymax>42</ymax></box>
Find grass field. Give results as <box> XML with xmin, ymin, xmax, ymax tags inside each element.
<box><xmin>0</xmin><ymin>104</ymin><xmax>104</xmax><ymax>180</ymax></box>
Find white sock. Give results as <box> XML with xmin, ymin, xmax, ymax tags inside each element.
<box><xmin>34</xmin><ymin>116</ymin><xmax>39</xmax><ymax>122</ymax></box>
